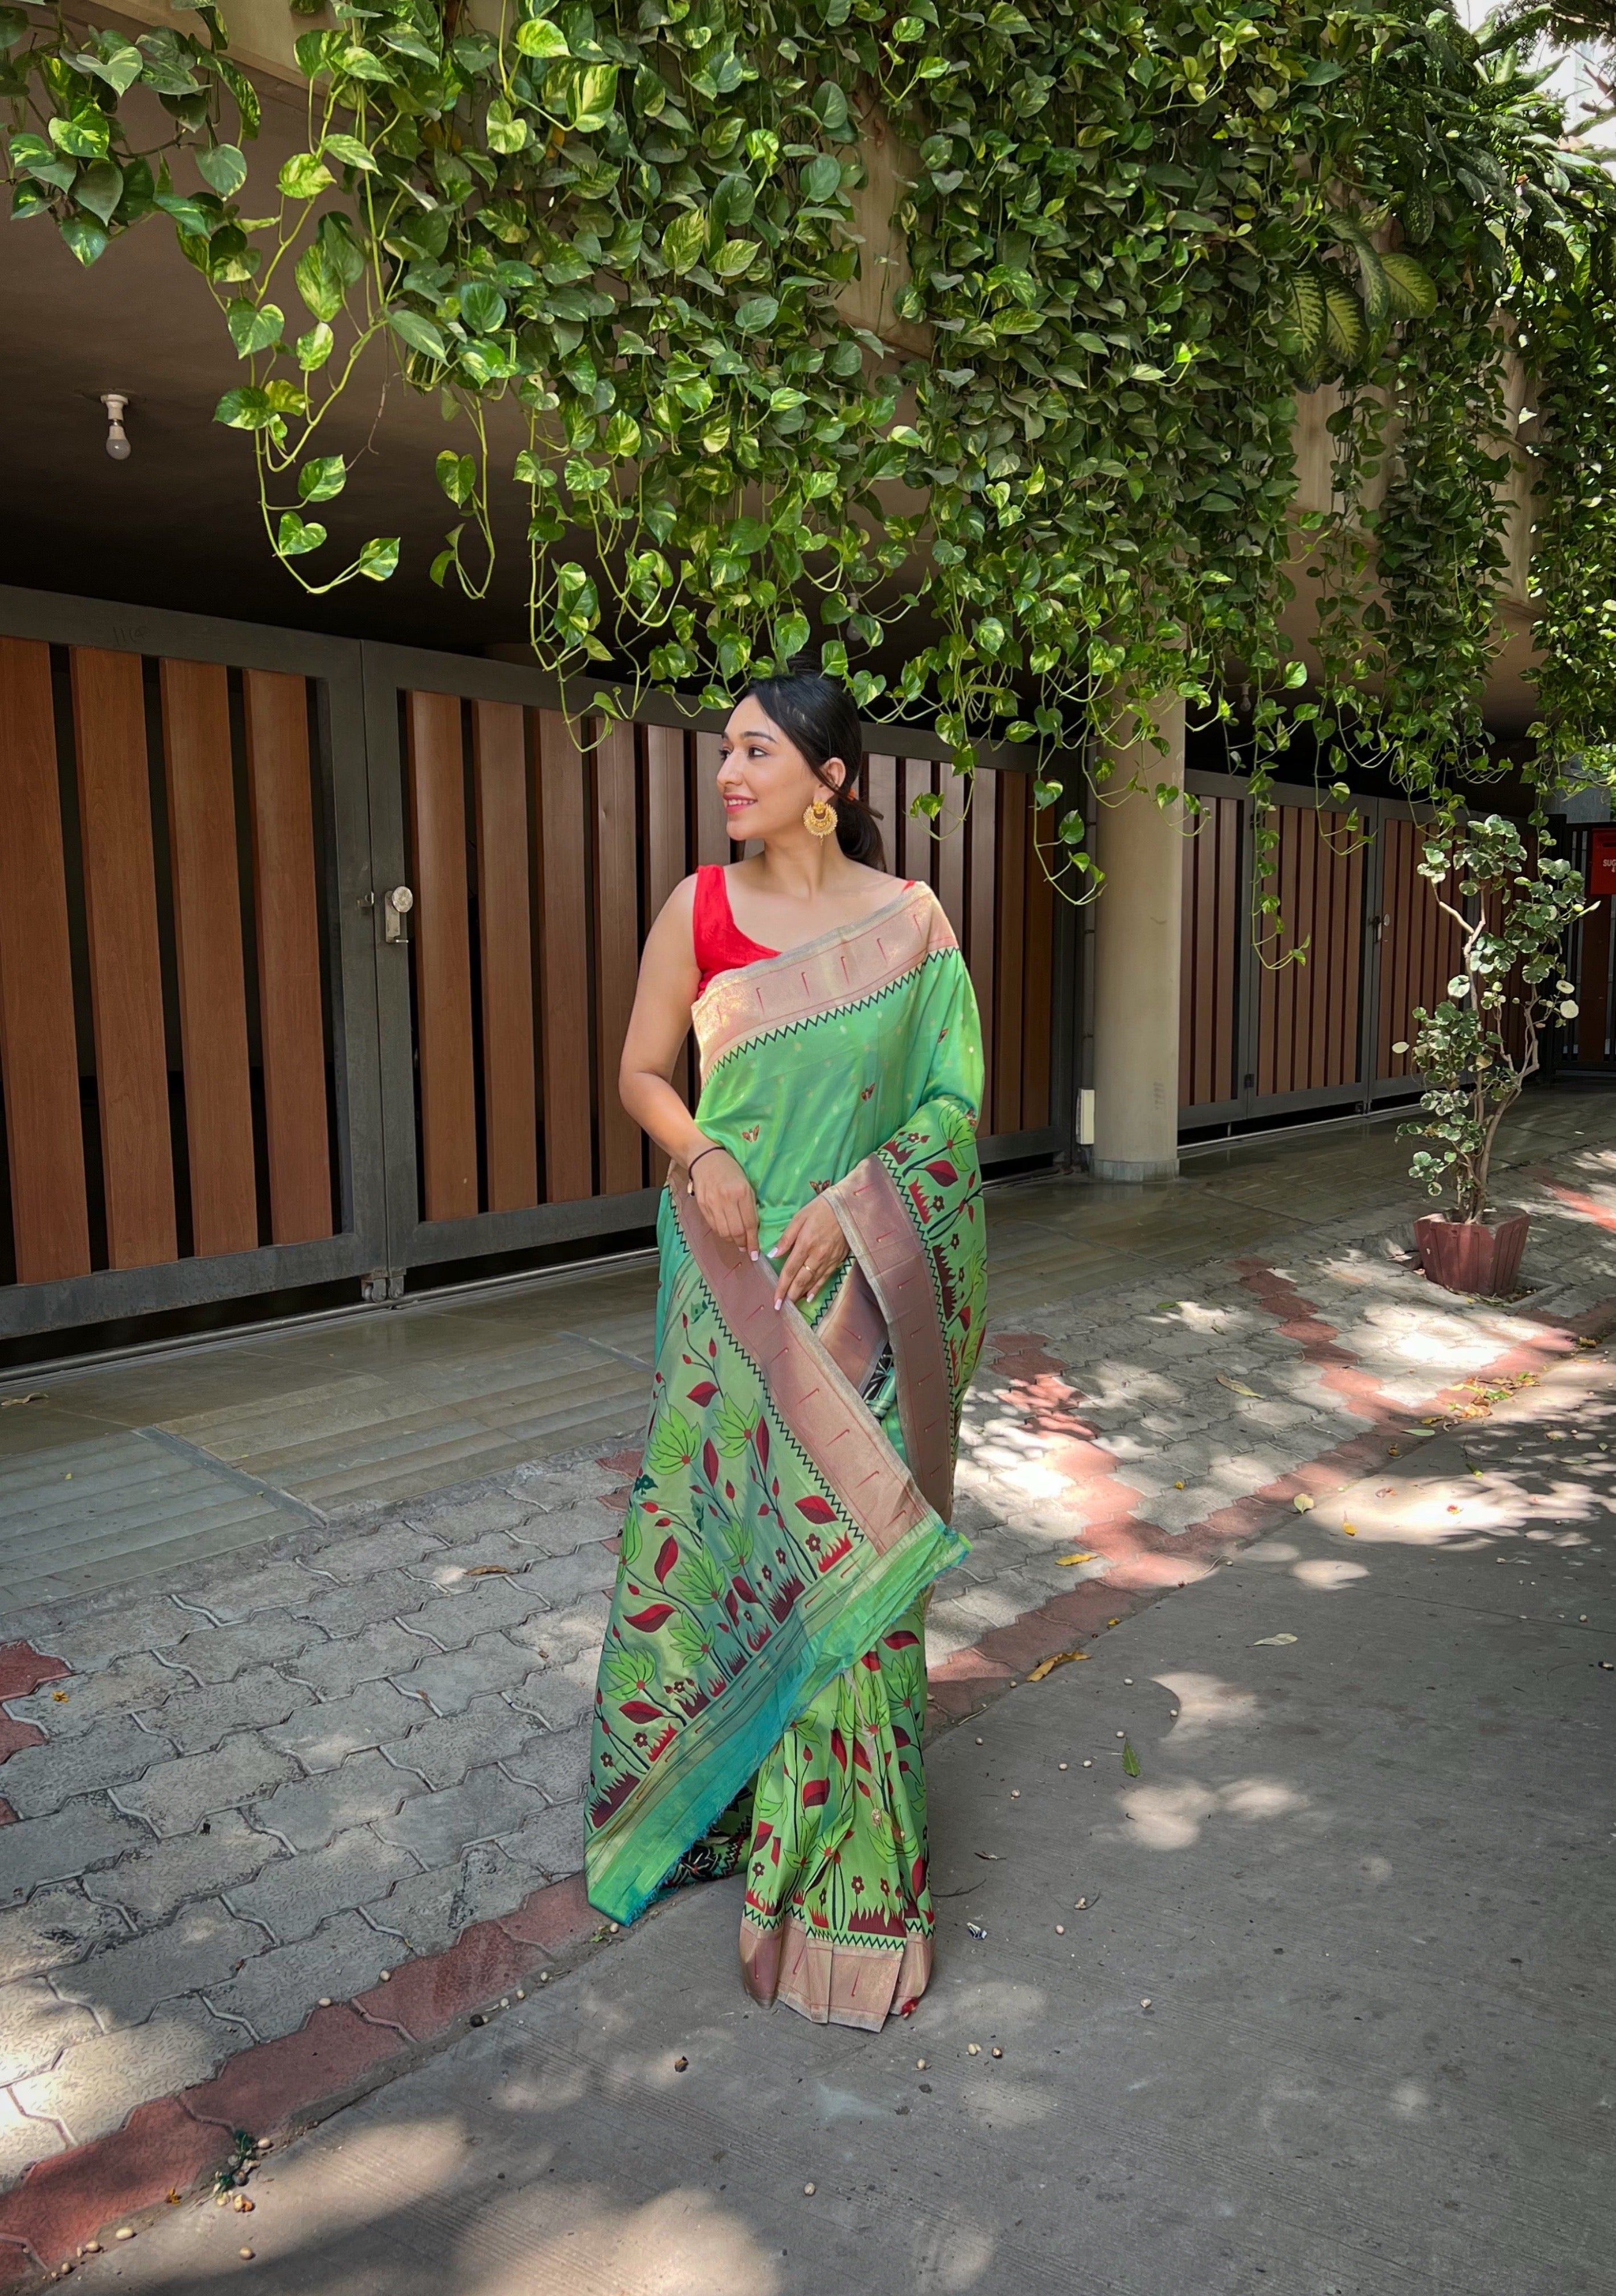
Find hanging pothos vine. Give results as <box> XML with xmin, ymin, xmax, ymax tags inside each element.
<box><xmin>3</xmin><ymin>0</ymin><xmax>1616</xmax><ymax>884</ymax></box>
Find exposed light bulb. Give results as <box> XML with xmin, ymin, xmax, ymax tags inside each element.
<box><xmin>101</xmin><ymin>393</ymin><xmax>132</xmax><ymax>462</ymax></box>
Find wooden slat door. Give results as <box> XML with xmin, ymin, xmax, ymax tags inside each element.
<box><xmin>0</xmin><ymin>639</ymin><xmax>91</xmax><ymax>1282</ymax></box>
<box><xmin>1179</xmin><ymin>793</ymin><xmax>1241</xmax><ymax>1112</ymax></box>
<box><xmin>1377</xmin><ymin>816</ymin><xmax>1462</xmax><ymax>1081</ymax></box>
<box><xmin>534</xmin><ymin>709</ymin><xmax>594</xmax><ymax>1203</ymax></box>
<box><xmin>407</xmin><ymin>692</ymin><xmax>478</xmax><ymax>1220</ymax></box>
<box><xmin>161</xmin><ymin>659</ymin><xmax>257</xmax><ymax>1258</ymax></box>
<box><xmin>471</xmin><ymin>700</ymin><xmax>539</xmax><ymax>1214</ymax></box>
<box><xmin>71</xmin><ymin>647</ymin><xmax>178</xmax><ymax>1270</ymax></box>
<box><xmin>243</xmin><ymin>670</ymin><xmax>333</xmax><ymax>1245</ymax></box>
<box><xmin>1256</xmin><ymin>805</ymin><xmax>1365</xmax><ymax>1097</ymax></box>
<box><xmin>593</xmin><ymin>720</ymin><xmax>642</xmax><ymax>1196</ymax></box>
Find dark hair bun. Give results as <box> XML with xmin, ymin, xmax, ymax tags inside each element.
<box><xmin>742</xmin><ymin>673</ymin><xmax>885</xmax><ymax>868</ymax></box>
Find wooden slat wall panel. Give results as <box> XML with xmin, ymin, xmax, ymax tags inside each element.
<box><xmin>1020</xmin><ymin>789</ymin><xmax>1054</xmax><ymax>1126</ymax></box>
<box><xmin>643</xmin><ymin>725</ymin><xmax>689</xmax><ymax>1180</ymax></box>
<box><xmin>994</xmin><ymin>769</ymin><xmax>1028</xmax><ymax>1131</ymax></box>
<box><xmin>534</xmin><ymin>708</ymin><xmax>593</xmax><ymax>1202</ymax></box>
<box><xmin>71</xmin><ymin>647</ymin><xmax>177</xmax><ymax>1269</ymax></box>
<box><xmin>593</xmin><ymin>719</ymin><xmax>642</xmax><ymax>1196</ymax></box>
<box><xmin>967</xmin><ymin>766</ymin><xmax>998</xmax><ymax>1130</ymax></box>
<box><xmin>1180</xmin><ymin>796</ymin><xmax>1241</xmax><ymax>1109</ymax></box>
<box><xmin>694</xmin><ymin>732</ymin><xmax>732</xmax><ymax>866</ymax></box>
<box><xmin>934</xmin><ymin>770</ymin><xmax>967</xmax><ymax>941</ymax></box>
<box><xmin>160</xmin><ymin>659</ymin><xmax>257</xmax><ymax>1258</ymax></box>
<box><xmin>1255</xmin><ymin>806</ymin><xmax>1363</xmax><ymax>1096</ymax></box>
<box><xmin>866</xmin><ymin>755</ymin><xmax>896</xmax><ymax>877</ymax></box>
<box><xmin>471</xmin><ymin>700</ymin><xmax>538</xmax><ymax>1214</ymax></box>
<box><xmin>0</xmin><ymin>639</ymin><xmax>91</xmax><ymax>1281</ymax></box>
<box><xmin>243</xmin><ymin>671</ymin><xmax>332</xmax><ymax>1245</ymax></box>
<box><xmin>407</xmin><ymin>691</ymin><xmax>478</xmax><ymax>1220</ymax></box>
<box><xmin>1377</xmin><ymin>817</ymin><xmax>1462</xmax><ymax>1080</ymax></box>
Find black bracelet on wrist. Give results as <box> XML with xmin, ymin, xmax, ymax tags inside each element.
<box><xmin>685</xmin><ymin>1143</ymin><xmax>727</xmax><ymax>1194</ymax></box>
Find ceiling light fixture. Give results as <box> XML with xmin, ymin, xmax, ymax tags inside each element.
<box><xmin>101</xmin><ymin>393</ymin><xmax>131</xmax><ymax>462</ymax></box>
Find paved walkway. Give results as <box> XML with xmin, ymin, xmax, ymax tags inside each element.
<box><xmin>0</xmin><ymin>1096</ymin><xmax>1613</xmax><ymax>2279</ymax></box>
<box><xmin>58</xmin><ymin>1332</ymin><xmax>1616</xmax><ymax>2295</ymax></box>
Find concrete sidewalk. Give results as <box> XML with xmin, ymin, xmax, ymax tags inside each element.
<box><xmin>1</xmin><ymin>1098</ymin><xmax>1615</xmax><ymax>2279</ymax></box>
<box><xmin>79</xmin><ymin>1340</ymin><xmax>1616</xmax><ymax>2296</ymax></box>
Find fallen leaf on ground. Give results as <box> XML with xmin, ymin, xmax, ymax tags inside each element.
<box><xmin>1294</xmin><ymin>1494</ymin><xmax>1315</xmax><ymax>1513</ymax></box>
<box><xmin>1121</xmin><ymin>1739</ymin><xmax>1141</xmax><ymax>1777</ymax></box>
<box><xmin>0</xmin><ymin>1394</ymin><xmax>44</xmax><ymax>1408</ymax></box>
<box><xmin>1342</xmin><ymin>1526</ymin><xmax>1357</xmax><ymax>1536</ymax></box>
<box><xmin>1055</xmin><ymin>1552</ymin><xmax>1098</xmax><ymax>1567</ymax></box>
<box><xmin>465</xmin><ymin>1564</ymin><xmax>513</xmax><ymax>1577</ymax></box>
<box><xmin>1027</xmin><ymin>1650</ymin><xmax>1090</xmax><ymax>1681</ymax></box>
<box><xmin>1253</xmin><ymin>1633</ymin><xmax>1298</xmax><ymax>1646</ymax></box>
<box><xmin>1217</xmin><ymin>1374</ymin><xmax>1260</xmax><ymax>1397</ymax></box>
<box><xmin>975</xmin><ymin>1850</ymin><xmax>1001</xmax><ymax>1860</ymax></box>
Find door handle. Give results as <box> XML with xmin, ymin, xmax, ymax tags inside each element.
<box><xmin>384</xmin><ymin>884</ymin><xmax>414</xmax><ymax>945</ymax></box>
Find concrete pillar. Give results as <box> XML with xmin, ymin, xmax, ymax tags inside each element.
<box><xmin>1090</xmin><ymin>696</ymin><xmax>1186</xmax><ymax>1182</ymax></box>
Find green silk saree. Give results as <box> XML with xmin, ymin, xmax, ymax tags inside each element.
<box><xmin>585</xmin><ymin>882</ymin><xmax>986</xmax><ymax>2029</ymax></box>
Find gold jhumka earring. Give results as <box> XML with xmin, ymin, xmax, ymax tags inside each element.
<box><xmin>803</xmin><ymin>792</ymin><xmax>838</xmax><ymax>838</ymax></box>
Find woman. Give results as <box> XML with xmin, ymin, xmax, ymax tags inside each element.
<box><xmin>584</xmin><ymin>674</ymin><xmax>987</xmax><ymax>2030</ymax></box>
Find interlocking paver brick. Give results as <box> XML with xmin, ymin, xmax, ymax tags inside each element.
<box><xmin>23</xmin><ymin>1596</ymin><xmax>194</xmax><ymax>1677</ymax></box>
<box><xmin>249</xmin><ymin>1751</ymin><xmax>429</xmax><ymax>1854</ymax></box>
<box><xmin>505</xmin><ymin>1596</ymin><xmax>610</xmax><ymax>1667</ymax></box>
<box><xmin>506</xmin><ymin>1658</ymin><xmax>595</xmax><ymax>1732</ymax></box>
<box><xmin>403</xmin><ymin>1575</ymin><xmax>544</xmax><ymax>1650</ymax></box>
<box><xmin>0</xmin><ymin>1976</ymin><xmax>100</xmax><ymax>2084</ymax></box>
<box><xmin>157</xmin><ymin>1611</ymin><xmax>325</xmax><ymax>1686</ymax></box>
<box><xmin>405</xmin><ymin>1490</ymin><xmax>533</xmax><ymax>1540</ymax></box>
<box><xmin>497</xmin><ymin>1800</ymin><xmax>585</xmax><ymax>1884</ymax></box>
<box><xmin>133</xmin><ymin>1667</ymin><xmax>314</xmax><ymax>1757</ymax></box>
<box><xmin>204</xmin><ymin>1911</ymin><xmax>396</xmax><ymax>2043</ymax></box>
<box><xmin>514</xmin><ymin>1547</ymin><xmax>617</xmax><ymax>1611</ymax></box>
<box><xmin>507</xmin><ymin>1462</ymin><xmax>620</xmax><ymax>1510</ymax></box>
<box><xmin>0</xmin><ymin>2088</ymin><xmax>65</xmax><ymax>2180</ymax></box>
<box><xmin>0</xmin><ymin>1802</ymin><xmax>149</xmax><ymax>1903</ymax></box>
<box><xmin>373</xmin><ymin>1765</ymin><xmax>546</xmax><ymax>1865</ymax></box>
<box><xmin>3</xmin><ymin>1653</ymin><xmax>183</xmax><ymax>1740</ymax></box>
<box><xmin>113</xmin><ymin>1738</ymin><xmax>297</xmax><ymax>1839</ymax></box>
<box><xmin>0</xmin><ymin>1886</ymin><xmax>128</xmax><ymax>1984</ymax></box>
<box><xmin>404</xmin><ymin>1532</ymin><xmax>530</xmax><ymax>1584</ymax></box>
<box><xmin>292</xmin><ymin>1570</ymin><xmax>442</xmax><ymax>1639</ymax></box>
<box><xmin>181</xmin><ymin>1559</ymin><xmax>331</xmax><ymax>1625</ymax></box>
<box><xmin>0</xmin><ymin>1717</ymin><xmax>174</xmax><ymax>1821</ymax></box>
<box><xmin>382</xmin><ymin>1696</ymin><xmax>536</xmax><ymax>1790</ymax></box>
<box><xmin>277</xmin><ymin>1619</ymin><xmax>432</xmax><ymax>1700</ymax></box>
<box><xmin>303</xmin><ymin>1523</ymin><xmax>446</xmax><ymax>1581</ymax></box>
<box><xmin>498</xmin><ymin>1720</ymin><xmax>589</xmax><ymax>1807</ymax></box>
<box><xmin>363</xmin><ymin>1843</ymin><xmax>528</xmax><ymax>1955</ymax></box>
<box><xmin>263</xmin><ymin>1680</ymin><xmax>423</xmax><ymax>1772</ymax></box>
<box><xmin>12</xmin><ymin>2000</ymin><xmax>235</xmax><ymax>2149</ymax></box>
<box><xmin>81</xmin><ymin>1814</ymin><xmax>285</xmax><ymax>1927</ymax></box>
<box><xmin>389</xmin><ymin>1635</ymin><xmax>534</xmax><ymax>1717</ymax></box>
<box><xmin>226</xmin><ymin>1827</ymin><xmax>419</xmax><ymax>1946</ymax></box>
<box><xmin>503</xmin><ymin>1507</ymin><xmax>610</xmax><ymax>1559</ymax></box>
<box><xmin>52</xmin><ymin>1900</ymin><xmax>263</xmax><ymax>2030</ymax></box>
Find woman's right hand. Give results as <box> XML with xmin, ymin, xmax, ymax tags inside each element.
<box><xmin>688</xmin><ymin>1142</ymin><xmax>760</xmax><ymax>1259</ymax></box>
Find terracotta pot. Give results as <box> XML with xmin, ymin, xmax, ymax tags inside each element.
<box><xmin>1414</xmin><ymin>1210</ymin><xmax>1531</xmax><ymax>1298</ymax></box>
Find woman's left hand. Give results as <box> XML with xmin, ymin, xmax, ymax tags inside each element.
<box><xmin>769</xmin><ymin>1196</ymin><xmax>851</xmax><ymax>1311</ymax></box>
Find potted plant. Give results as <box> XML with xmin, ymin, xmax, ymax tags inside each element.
<box><xmin>1394</xmin><ymin>813</ymin><xmax>1586</xmax><ymax>1297</ymax></box>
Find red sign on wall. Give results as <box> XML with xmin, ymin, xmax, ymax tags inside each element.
<box><xmin>1589</xmin><ymin>826</ymin><xmax>1616</xmax><ymax>898</ymax></box>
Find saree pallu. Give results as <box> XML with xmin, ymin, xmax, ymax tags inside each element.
<box><xmin>585</xmin><ymin>883</ymin><xmax>986</xmax><ymax>2030</ymax></box>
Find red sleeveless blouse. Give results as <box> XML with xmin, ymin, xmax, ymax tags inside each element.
<box><xmin>694</xmin><ymin>864</ymin><xmax>777</xmax><ymax>994</ymax></box>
